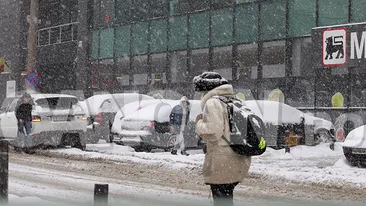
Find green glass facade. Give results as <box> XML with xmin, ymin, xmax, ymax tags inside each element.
<box><xmin>89</xmin><ymin>0</ymin><xmax>366</xmax><ymax>111</ymax></box>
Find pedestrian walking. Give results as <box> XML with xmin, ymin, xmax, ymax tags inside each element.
<box><xmin>194</xmin><ymin>72</ymin><xmax>251</xmax><ymax>206</ymax></box>
<box><xmin>15</xmin><ymin>93</ymin><xmax>34</xmax><ymax>149</ymax></box>
<box><xmin>169</xmin><ymin>96</ymin><xmax>191</xmax><ymax>156</ymax></box>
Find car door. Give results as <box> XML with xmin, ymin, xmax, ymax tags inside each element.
<box><xmin>1</xmin><ymin>99</ymin><xmax>19</xmax><ymax>138</ymax></box>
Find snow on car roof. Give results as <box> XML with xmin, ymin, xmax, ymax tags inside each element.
<box><xmin>30</xmin><ymin>93</ymin><xmax>78</xmax><ymax>100</ymax></box>
<box><xmin>342</xmin><ymin>125</ymin><xmax>366</xmax><ymax>148</ymax></box>
<box><xmin>123</xmin><ymin>99</ymin><xmax>200</xmax><ymax>122</ymax></box>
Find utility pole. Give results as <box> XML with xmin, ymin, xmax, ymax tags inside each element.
<box><xmin>25</xmin><ymin>0</ymin><xmax>39</xmax><ymax>73</ymax></box>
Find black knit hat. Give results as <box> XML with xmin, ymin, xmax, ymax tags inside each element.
<box><xmin>193</xmin><ymin>72</ymin><xmax>228</xmax><ymax>92</ymax></box>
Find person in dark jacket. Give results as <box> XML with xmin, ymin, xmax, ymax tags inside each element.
<box><xmin>169</xmin><ymin>96</ymin><xmax>191</xmax><ymax>156</ymax></box>
<box><xmin>15</xmin><ymin>93</ymin><xmax>34</xmax><ymax>148</ymax></box>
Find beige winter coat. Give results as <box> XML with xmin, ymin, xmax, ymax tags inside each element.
<box><xmin>196</xmin><ymin>84</ymin><xmax>251</xmax><ymax>184</ymax></box>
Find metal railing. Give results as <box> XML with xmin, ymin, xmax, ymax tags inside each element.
<box><xmin>37</xmin><ymin>22</ymin><xmax>79</xmax><ymax>47</ymax></box>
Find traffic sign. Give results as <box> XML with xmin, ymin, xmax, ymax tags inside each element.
<box><xmin>25</xmin><ymin>71</ymin><xmax>41</xmax><ymax>88</ymax></box>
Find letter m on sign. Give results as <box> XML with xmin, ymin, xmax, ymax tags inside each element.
<box><xmin>351</xmin><ymin>31</ymin><xmax>366</xmax><ymax>60</ymax></box>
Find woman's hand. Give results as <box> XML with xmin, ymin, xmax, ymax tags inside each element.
<box><xmin>195</xmin><ymin>114</ymin><xmax>203</xmax><ymax>124</ymax></box>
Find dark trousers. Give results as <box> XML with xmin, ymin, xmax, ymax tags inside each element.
<box><xmin>17</xmin><ymin>120</ymin><xmax>32</xmax><ymax>148</ymax></box>
<box><xmin>210</xmin><ymin>182</ymin><xmax>239</xmax><ymax>206</ymax></box>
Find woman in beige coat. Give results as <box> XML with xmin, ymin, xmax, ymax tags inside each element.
<box><xmin>194</xmin><ymin>72</ymin><xmax>251</xmax><ymax>206</ymax></box>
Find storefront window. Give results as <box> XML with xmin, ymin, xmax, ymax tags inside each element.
<box><xmin>236</xmin><ymin>0</ymin><xmax>256</xmax><ymax>4</ymax></box>
<box><xmin>212</xmin><ymin>46</ymin><xmax>233</xmax><ymax>80</ymax></box>
<box><xmin>291</xmin><ymin>38</ymin><xmax>313</xmax><ymax>77</ymax></box>
<box><xmin>261</xmin><ymin>41</ymin><xmax>286</xmax><ymax>78</ymax></box>
<box><xmin>351</xmin><ymin>0</ymin><xmax>366</xmax><ymax>22</ymax></box>
<box><xmin>189</xmin><ymin>12</ymin><xmax>209</xmax><ymax>49</ymax></box>
<box><xmin>259</xmin><ymin>79</ymin><xmax>285</xmax><ymax>101</ymax></box>
<box><xmin>93</xmin><ymin>0</ymin><xmax>101</xmax><ymax>28</ymax></box>
<box><xmin>211</xmin><ymin>9</ymin><xmax>233</xmax><ymax>47</ymax></box>
<box><xmin>99</xmin><ymin>59</ymin><xmax>116</xmax><ymax>90</ymax></box>
<box><xmin>116</xmin><ymin>57</ymin><xmax>130</xmax><ymax>86</ymax></box>
<box><xmin>131</xmin><ymin>0</ymin><xmax>149</xmax><ymax>22</ymax></box>
<box><xmin>237</xmin><ymin>43</ymin><xmax>258</xmax><ymax>80</ymax></box>
<box><xmin>190</xmin><ymin>48</ymin><xmax>209</xmax><ymax>78</ymax></box>
<box><xmin>115</xmin><ymin>25</ymin><xmax>130</xmax><ymax>57</ymax></box>
<box><xmin>132</xmin><ymin>55</ymin><xmax>149</xmax><ymax>85</ymax></box>
<box><xmin>132</xmin><ymin>22</ymin><xmax>149</xmax><ymax>55</ymax></box>
<box><xmin>212</xmin><ymin>0</ymin><xmax>234</xmax><ymax>9</ymax></box>
<box><xmin>151</xmin><ymin>53</ymin><xmax>167</xmax><ymax>84</ymax></box>
<box><xmin>260</xmin><ymin>0</ymin><xmax>286</xmax><ymax>41</ymax></box>
<box><xmin>99</xmin><ymin>28</ymin><xmax>114</xmax><ymax>59</ymax></box>
<box><xmin>318</xmin><ymin>0</ymin><xmax>348</xmax><ymax>26</ymax></box>
<box><xmin>286</xmin><ymin>77</ymin><xmax>315</xmax><ymax>107</ymax></box>
<box><xmin>150</xmin><ymin>20</ymin><xmax>168</xmax><ymax>53</ymax></box>
<box><xmin>168</xmin><ymin>16</ymin><xmax>187</xmax><ymax>51</ymax></box>
<box><xmin>170</xmin><ymin>51</ymin><xmax>187</xmax><ymax>83</ymax></box>
<box><xmin>288</xmin><ymin>0</ymin><xmax>316</xmax><ymax>37</ymax></box>
<box><xmin>235</xmin><ymin>4</ymin><xmax>258</xmax><ymax>44</ymax></box>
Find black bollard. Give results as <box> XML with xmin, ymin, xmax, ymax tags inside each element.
<box><xmin>94</xmin><ymin>184</ymin><xmax>108</xmax><ymax>206</ymax></box>
<box><xmin>0</xmin><ymin>140</ymin><xmax>9</xmax><ymax>204</ymax></box>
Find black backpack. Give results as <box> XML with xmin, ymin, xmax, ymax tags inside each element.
<box><xmin>215</xmin><ymin>96</ymin><xmax>267</xmax><ymax>156</ymax></box>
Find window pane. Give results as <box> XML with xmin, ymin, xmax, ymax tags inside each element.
<box><xmin>212</xmin><ymin>0</ymin><xmax>234</xmax><ymax>9</ymax></box>
<box><xmin>169</xmin><ymin>16</ymin><xmax>187</xmax><ymax>51</ymax></box>
<box><xmin>100</xmin><ymin>0</ymin><xmax>114</xmax><ymax>26</ymax></box>
<box><xmin>132</xmin><ymin>22</ymin><xmax>149</xmax><ymax>55</ymax></box>
<box><xmin>116</xmin><ymin>0</ymin><xmax>133</xmax><ymax>24</ymax></box>
<box><xmin>287</xmin><ymin>78</ymin><xmax>314</xmax><ymax>107</ymax></box>
<box><xmin>91</xmin><ymin>30</ymin><xmax>99</xmax><ymax>59</ymax></box>
<box><xmin>100</xmin><ymin>28</ymin><xmax>114</xmax><ymax>59</ymax></box>
<box><xmin>318</xmin><ymin>0</ymin><xmax>348</xmax><ymax>26</ymax></box>
<box><xmin>288</xmin><ymin>0</ymin><xmax>316</xmax><ymax>37</ymax></box>
<box><xmin>132</xmin><ymin>55</ymin><xmax>149</xmax><ymax>85</ymax></box>
<box><xmin>235</xmin><ymin>4</ymin><xmax>258</xmax><ymax>43</ymax></box>
<box><xmin>99</xmin><ymin>59</ymin><xmax>116</xmax><ymax>90</ymax></box>
<box><xmin>170</xmin><ymin>0</ymin><xmax>210</xmax><ymax>16</ymax></box>
<box><xmin>115</xmin><ymin>25</ymin><xmax>130</xmax><ymax>57</ymax></box>
<box><xmin>170</xmin><ymin>51</ymin><xmax>187</xmax><ymax>82</ymax></box>
<box><xmin>237</xmin><ymin>43</ymin><xmax>258</xmax><ymax>80</ymax></box>
<box><xmin>150</xmin><ymin>0</ymin><xmax>168</xmax><ymax>18</ymax></box>
<box><xmin>151</xmin><ymin>53</ymin><xmax>167</xmax><ymax>84</ymax></box>
<box><xmin>93</xmin><ymin>0</ymin><xmax>101</xmax><ymax>28</ymax></box>
<box><xmin>189</xmin><ymin>12</ymin><xmax>209</xmax><ymax>48</ymax></box>
<box><xmin>291</xmin><ymin>38</ymin><xmax>313</xmax><ymax>77</ymax></box>
<box><xmin>116</xmin><ymin>57</ymin><xmax>130</xmax><ymax>86</ymax></box>
<box><xmin>261</xmin><ymin>41</ymin><xmax>286</xmax><ymax>78</ymax></box>
<box><xmin>211</xmin><ymin>9</ymin><xmax>233</xmax><ymax>46</ymax></box>
<box><xmin>351</xmin><ymin>0</ymin><xmax>366</xmax><ymax>22</ymax></box>
<box><xmin>212</xmin><ymin>46</ymin><xmax>233</xmax><ymax>80</ymax></box>
<box><xmin>150</xmin><ymin>20</ymin><xmax>167</xmax><ymax>53</ymax></box>
<box><xmin>315</xmin><ymin>70</ymin><xmax>348</xmax><ymax>107</ymax></box>
<box><xmin>132</xmin><ymin>0</ymin><xmax>149</xmax><ymax>22</ymax></box>
<box><xmin>190</xmin><ymin>48</ymin><xmax>209</xmax><ymax>77</ymax></box>
<box><xmin>260</xmin><ymin>0</ymin><xmax>286</xmax><ymax>41</ymax></box>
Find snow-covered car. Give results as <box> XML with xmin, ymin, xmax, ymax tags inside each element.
<box><xmin>0</xmin><ymin>94</ymin><xmax>87</xmax><ymax>150</ymax></box>
<box><xmin>243</xmin><ymin>100</ymin><xmax>336</xmax><ymax>148</ymax></box>
<box><xmin>80</xmin><ymin>93</ymin><xmax>154</xmax><ymax>143</ymax></box>
<box><xmin>111</xmin><ymin>99</ymin><xmax>201</xmax><ymax>152</ymax></box>
<box><xmin>342</xmin><ymin>125</ymin><xmax>366</xmax><ymax>167</ymax></box>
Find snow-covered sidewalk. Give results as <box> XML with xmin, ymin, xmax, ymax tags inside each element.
<box><xmin>39</xmin><ymin>142</ymin><xmax>366</xmax><ymax>189</ymax></box>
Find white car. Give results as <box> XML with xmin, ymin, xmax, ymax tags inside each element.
<box><xmin>79</xmin><ymin>93</ymin><xmax>154</xmax><ymax>143</ymax></box>
<box><xmin>342</xmin><ymin>125</ymin><xmax>366</xmax><ymax>167</ymax></box>
<box><xmin>0</xmin><ymin>94</ymin><xmax>87</xmax><ymax>150</ymax></box>
<box><xmin>243</xmin><ymin>100</ymin><xmax>336</xmax><ymax>147</ymax></box>
<box><xmin>111</xmin><ymin>99</ymin><xmax>201</xmax><ymax>152</ymax></box>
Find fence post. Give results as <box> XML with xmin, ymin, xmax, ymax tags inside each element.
<box><xmin>94</xmin><ymin>184</ymin><xmax>108</xmax><ymax>206</ymax></box>
<box><xmin>0</xmin><ymin>140</ymin><xmax>9</xmax><ymax>204</ymax></box>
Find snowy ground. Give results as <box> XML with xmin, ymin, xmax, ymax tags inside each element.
<box><xmin>50</xmin><ymin>141</ymin><xmax>366</xmax><ymax>189</ymax></box>
<box><xmin>7</xmin><ymin>141</ymin><xmax>366</xmax><ymax>206</ymax></box>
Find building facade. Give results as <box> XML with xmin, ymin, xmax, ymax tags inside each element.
<box><xmin>1</xmin><ymin>0</ymin><xmax>366</xmax><ymax>139</ymax></box>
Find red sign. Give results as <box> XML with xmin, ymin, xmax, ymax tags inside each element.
<box><xmin>105</xmin><ymin>14</ymin><xmax>110</xmax><ymax>23</ymax></box>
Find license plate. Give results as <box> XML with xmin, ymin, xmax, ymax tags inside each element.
<box><xmin>352</xmin><ymin>148</ymin><xmax>366</xmax><ymax>154</ymax></box>
<box><xmin>53</xmin><ymin>116</ymin><xmax>68</xmax><ymax>121</ymax></box>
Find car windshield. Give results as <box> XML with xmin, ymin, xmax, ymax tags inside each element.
<box><xmin>35</xmin><ymin>97</ymin><xmax>78</xmax><ymax>110</ymax></box>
